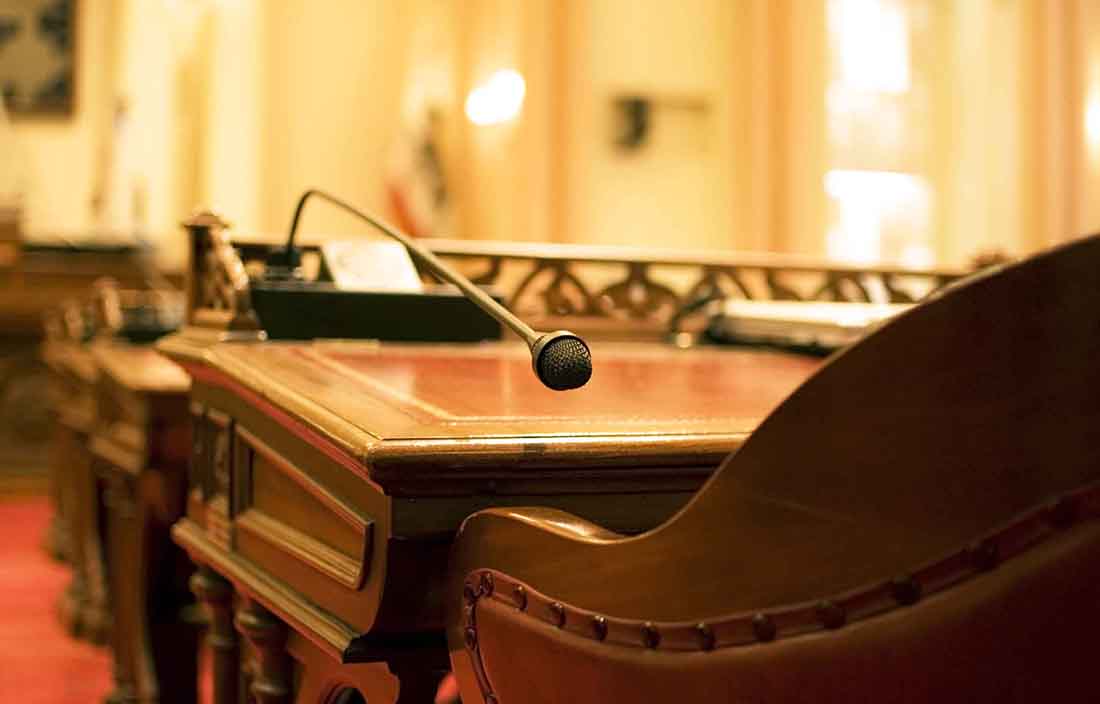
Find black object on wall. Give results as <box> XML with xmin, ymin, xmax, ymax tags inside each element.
<box><xmin>614</xmin><ymin>96</ymin><xmax>651</xmax><ymax>150</ymax></box>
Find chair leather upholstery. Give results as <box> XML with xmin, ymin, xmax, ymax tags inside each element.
<box><xmin>447</xmin><ymin>235</ymin><xmax>1100</xmax><ymax>703</ymax></box>
<box><xmin>465</xmin><ymin>505</ymin><xmax>1100</xmax><ymax>703</ymax></box>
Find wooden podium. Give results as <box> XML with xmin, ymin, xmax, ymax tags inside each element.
<box><xmin>89</xmin><ymin>342</ymin><xmax>196</xmax><ymax>704</ymax></box>
<box><xmin>41</xmin><ymin>300</ymin><xmax>108</xmax><ymax>640</ymax></box>
<box><xmin>161</xmin><ymin>337</ymin><xmax>816</xmax><ymax>703</ymax></box>
<box><xmin>3</xmin><ymin>241</ymin><xmax>163</xmax><ymax>484</ymax></box>
<box><xmin>42</xmin><ymin>281</ymin><xmax>194</xmax><ymax>704</ymax></box>
<box><xmin>156</xmin><ymin>212</ymin><xmax>965</xmax><ymax>703</ymax></box>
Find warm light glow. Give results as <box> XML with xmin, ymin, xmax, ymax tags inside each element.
<box><xmin>824</xmin><ymin>0</ymin><xmax>929</xmax><ymax>268</ymax></box>
<box><xmin>830</xmin><ymin>0</ymin><xmax>910</xmax><ymax>95</ymax></box>
<box><xmin>464</xmin><ymin>69</ymin><xmax>526</xmax><ymax>126</ymax></box>
<box><xmin>1087</xmin><ymin>92</ymin><xmax>1100</xmax><ymax>154</ymax></box>
<box><xmin>825</xmin><ymin>169</ymin><xmax>931</xmax><ymax>265</ymax></box>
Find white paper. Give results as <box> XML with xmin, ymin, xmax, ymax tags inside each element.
<box><xmin>322</xmin><ymin>240</ymin><xmax>424</xmax><ymax>293</ymax></box>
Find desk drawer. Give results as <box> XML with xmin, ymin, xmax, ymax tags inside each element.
<box><xmin>235</xmin><ymin>425</ymin><xmax>372</xmax><ymax>590</ymax></box>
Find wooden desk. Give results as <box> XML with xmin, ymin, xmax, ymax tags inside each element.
<box><xmin>88</xmin><ymin>342</ymin><xmax>196</xmax><ymax>704</ymax></box>
<box><xmin>160</xmin><ymin>337</ymin><xmax>817</xmax><ymax>703</ymax></box>
<box><xmin>1</xmin><ymin>243</ymin><xmax>167</xmax><ymax>486</ymax></box>
<box><xmin>41</xmin><ymin>285</ymin><xmax>186</xmax><ymax>653</ymax></box>
<box><xmin>41</xmin><ymin>326</ymin><xmax>108</xmax><ymax>641</ymax></box>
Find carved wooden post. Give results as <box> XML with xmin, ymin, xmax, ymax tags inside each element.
<box><xmin>190</xmin><ymin>567</ymin><xmax>239</xmax><ymax>704</ymax></box>
<box><xmin>182</xmin><ymin>211</ymin><xmax>228</xmax><ymax>325</ymax></box>
<box><xmin>103</xmin><ymin>473</ymin><xmax>140</xmax><ymax>704</ymax></box>
<box><xmin>181</xmin><ymin>209</ymin><xmax>262</xmax><ymax>332</ymax></box>
<box><xmin>236</xmin><ymin>599</ymin><xmax>291</xmax><ymax>704</ymax></box>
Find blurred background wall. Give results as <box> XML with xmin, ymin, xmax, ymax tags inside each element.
<box><xmin>4</xmin><ymin>0</ymin><xmax>1100</xmax><ymax>269</ymax></box>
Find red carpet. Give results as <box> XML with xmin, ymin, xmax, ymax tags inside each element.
<box><xmin>0</xmin><ymin>498</ymin><xmax>450</xmax><ymax>703</ymax></box>
<box><xmin>0</xmin><ymin>498</ymin><xmax>113</xmax><ymax>704</ymax></box>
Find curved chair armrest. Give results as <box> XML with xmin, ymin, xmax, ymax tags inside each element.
<box><xmin>446</xmin><ymin>506</ymin><xmax>634</xmax><ymax>702</ymax></box>
<box><xmin>452</xmin><ymin>512</ymin><xmax>1100</xmax><ymax>704</ymax></box>
<box><xmin>462</xmin><ymin>506</ymin><xmax>625</xmax><ymax>544</ymax></box>
<box><xmin>447</xmin><ymin>506</ymin><xmax>626</xmax><ymax>623</ymax></box>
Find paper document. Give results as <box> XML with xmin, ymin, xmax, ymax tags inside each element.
<box><xmin>322</xmin><ymin>240</ymin><xmax>424</xmax><ymax>292</ymax></box>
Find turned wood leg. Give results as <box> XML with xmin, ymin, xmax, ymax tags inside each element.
<box><xmin>191</xmin><ymin>567</ymin><xmax>239</xmax><ymax>704</ymax></box>
<box><xmin>104</xmin><ymin>469</ymin><xmax>199</xmax><ymax>704</ymax></box>
<box><xmin>46</xmin><ymin>419</ymin><xmax>72</xmax><ymax>563</ymax></box>
<box><xmin>79</xmin><ymin>451</ymin><xmax>111</xmax><ymax>643</ymax></box>
<box><xmin>103</xmin><ymin>476</ymin><xmax>143</xmax><ymax>704</ymax></box>
<box><xmin>56</xmin><ymin>426</ymin><xmax>96</xmax><ymax>637</ymax></box>
<box><xmin>236</xmin><ymin>599</ymin><xmax>292</xmax><ymax>704</ymax></box>
<box><xmin>45</xmin><ymin>512</ymin><xmax>70</xmax><ymax>562</ymax></box>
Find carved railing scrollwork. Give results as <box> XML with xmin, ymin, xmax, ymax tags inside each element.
<box><xmin>596</xmin><ymin>262</ymin><xmax>681</xmax><ymax>320</ymax></box>
<box><xmin>180</xmin><ymin>214</ymin><xmax>967</xmax><ymax>341</ymax></box>
<box><xmin>424</xmin><ymin>240</ymin><xmax>966</xmax><ymax>334</ymax></box>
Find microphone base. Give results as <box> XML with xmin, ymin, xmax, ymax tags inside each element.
<box><xmin>250</xmin><ymin>281</ymin><xmax>504</xmax><ymax>343</ymax></box>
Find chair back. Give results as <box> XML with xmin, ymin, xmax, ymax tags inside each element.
<box><xmin>455</xmin><ymin>234</ymin><xmax>1100</xmax><ymax>703</ymax></box>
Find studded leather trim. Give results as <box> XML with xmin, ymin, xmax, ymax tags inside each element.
<box><xmin>463</xmin><ymin>482</ymin><xmax>1100</xmax><ymax>702</ymax></box>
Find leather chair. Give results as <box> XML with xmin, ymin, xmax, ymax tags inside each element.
<box><xmin>446</xmin><ymin>234</ymin><xmax>1100</xmax><ymax>703</ymax></box>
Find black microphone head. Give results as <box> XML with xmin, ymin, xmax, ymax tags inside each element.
<box><xmin>531</xmin><ymin>331</ymin><xmax>592</xmax><ymax>391</ymax></box>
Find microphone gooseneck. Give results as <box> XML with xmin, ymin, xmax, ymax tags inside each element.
<box><xmin>279</xmin><ymin>189</ymin><xmax>593</xmax><ymax>391</ymax></box>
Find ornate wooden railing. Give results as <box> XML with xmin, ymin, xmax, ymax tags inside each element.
<box><xmin>183</xmin><ymin>212</ymin><xmax>967</xmax><ymax>341</ymax></box>
<box><xmin>423</xmin><ymin>238</ymin><xmax>962</xmax><ymax>319</ymax></box>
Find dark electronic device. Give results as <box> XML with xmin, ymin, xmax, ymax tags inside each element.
<box><xmin>250</xmin><ymin>280</ymin><xmax>505</xmax><ymax>343</ymax></box>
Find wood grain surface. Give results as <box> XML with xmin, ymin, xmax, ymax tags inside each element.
<box><xmin>196</xmin><ymin>342</ymin><xmax>818</xmax><ymax>475</ymax></box>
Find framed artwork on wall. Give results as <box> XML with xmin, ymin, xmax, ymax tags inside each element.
<box><xmin>0</xmin><ymin>0</ymin><xmax>74</xmax><ymax>116</ymax></box>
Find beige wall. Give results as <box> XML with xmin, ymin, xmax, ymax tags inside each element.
<box><xmin>10</xmin><ymin>0</ymin><xmax>112</xmax><ymax>237</ymax></box>
<box><xmin>561</xmin><ymin>0</ymin><xmax>733</xmax><ymax>250</ymax></box>
<box><xmin>12</xmin><ymin>0</ymin><xmax>205</xmax><ymax>265</ymax></box>
<box><xmin>7</xmin><ymin>0</ymin><xmax>1100</xmax><ymax>268</ymax></box>
<box><xmin>259</xmin><ymin>1</ymin><xmax>413</xmax><ymax>240</ymax></box>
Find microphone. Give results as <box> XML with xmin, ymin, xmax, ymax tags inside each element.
<box><xmin>270</xmin><ymin>189</ymin><xmax>592</xmax><ymax>391</ymax></box>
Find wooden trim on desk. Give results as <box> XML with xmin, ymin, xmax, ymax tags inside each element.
<box><xmin>207</xmin><ymin>407</ymin><xmax>231</xmax><ymax>429</ymax></box>
<box><xmin>89</xmin><ymin>431</ymin><xmax>145</xmax><ymax>476</ymax></box>
<box><xmin>187</xmin><ymin>487</ymin><xmax>205</xmax><ymax>526</ymax></box>
<box><xmin>172</xmin><ymin>518</ymin><xmax>359</xmax><ymax>663</ymax></box>
<box><xmin>185</xmin><ymin>363</ymin><xmax>383</xmax><ymax>492</ymax></box>
<box><xmin>237</xmin><ymin>425</ymin><xmax>373</xmax><ymax>533</ymax></box>
<box><xmin>58</xmin><ymin>403</ymin><xmax>96</xmax><ymax>434</ymax></box>
<box><xmin>236</xmin><ymin>510</ymin><xmax>368</xmax><ymax>591</ymax></box>
<box><xmin>187</xmin><ymin>357</ymin><xmax>749</xmax><ymax>493</ymax></box>
<box><xmin>235</xmin><ymin>425</ymin><xmax>373</xmax><ymax>590</ymax></box>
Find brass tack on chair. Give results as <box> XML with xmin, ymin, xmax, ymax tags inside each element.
<box><xmin>751</xmin><ymin>613</ymin><xmax>776</xmax><ymax>643</ymax></box>
<box><xmin>889</xmin><ymin>575</ymin><xmax>922</xmax><ymax>606</ymax></box>
<box><xmin>549</xmin><ymin>602</ymin><xmax>566</xmax><ymax>628</ymax></box>
<box><xmin>592</xmin><ymin>615</ymin><xmax>608</xmax><ymax>641</ymax></box>
<box><xmin>966</xmin><ymin>540</ymin><xmax>1000</xmax><ymax>572</ymax></box>
<box><xmin>463</xmin><ymin>584</ymin><xmax>479</xmax><ymax>605</ymax></box>
<box><xmin>512</xmin><ymin>585</ymin><xmax>527</xmax><ymax>611</ymax></box>
<box><xmin>642</xmin><ymin>622</ymin><xmax>660</xmax><ymax>649</ymax></box>
<box><xmin>1045</xmin><ymin>496</ymin><xmax>1078</xmax><ymax>529</ymax></box>
<box><xmin>480</xmin><ymin>571</ymin><xmax>495</xmax><ymax>596</ymax></box>
<box><xmin>816</xmin><ymin>600</ymin><xmax>846</xmax><ymax>630</ymax></box>
<box><xmin>696</xmin><ymin>623</ymin><xmax>716</xmax><ymax>651</ymax></box>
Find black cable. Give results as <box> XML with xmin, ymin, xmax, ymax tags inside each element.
<box><xmin>273</xmin><ymin>188</ymin><xmax>404</xmax><ymax>272</ymax></box>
